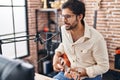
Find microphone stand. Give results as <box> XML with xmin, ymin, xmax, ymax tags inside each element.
<box><xmin>37</xmin><ymin>31</ymin><xmax>60</xmax><ymax>62</ymax></box>
<box><xmin>0</xmin><ymin>31</ymin><xmax>60</xmax><ymax>62</ymax></box>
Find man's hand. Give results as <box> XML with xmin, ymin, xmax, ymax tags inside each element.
<box><xmin>70</xmin><ymin>70</ymin><xmax>81</xmax><ymax>80</ymax></box>
<box><xmin>67</xmin><ymin>67</ymin><xmax>86</xmax><ymax>80</ymax></box>
<box><xmin>64</xmin><ymin>68</ymin><xmax>72</xmax><ymax>79</ymax></box>
<box><xmin>53</xmin><ymin>52</ymin><xmax>64</xmax><ymax>72</ymax></box>
<box><xmin>64</xmin><ymin>68</ymin><xmax>81</xmax><ymax>80</ymax></box>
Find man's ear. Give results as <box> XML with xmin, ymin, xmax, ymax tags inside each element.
<box><xmin>78</xmin><ymin>14</ymin><xmax>83</xmax><ymax>20</ymax></box>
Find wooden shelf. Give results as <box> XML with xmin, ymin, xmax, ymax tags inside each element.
<box><xmin>35</xmin><ymin>8</ymin><xmax>61</xmax><ymax>74</ymax></box>
<box><xmin>37</xmin><ymin>8</ymin><xmax>59</xmax><ymax>13</ymax></box>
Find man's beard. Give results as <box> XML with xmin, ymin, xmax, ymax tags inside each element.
<box><xmin>65</xmin><ymin>22</ymin><xmax>78</xmax><ymax>30</ymax></box>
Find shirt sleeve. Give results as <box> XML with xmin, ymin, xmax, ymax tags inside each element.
<box><xmin>55</xmin><ymin>43</ymin><xmax>65</xmax><ymax>54</ymax></box>
<box><xmin>85</xmin><ymin>38</ymin><xmax>109</xmax><ymax>78</ymax></box>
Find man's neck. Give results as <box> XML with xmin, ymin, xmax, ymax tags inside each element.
<box><xmin>70</xmin><ymin>25</ymin><xmax>84</xmax><ymax>42</ymax></box>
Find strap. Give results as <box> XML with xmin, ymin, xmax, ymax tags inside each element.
<box><xmin>1</xmin><ymin>60</ymin><xmax>20</xmax><ymax>80</ymax></box>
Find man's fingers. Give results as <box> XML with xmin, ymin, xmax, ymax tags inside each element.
<box><xmin>53</xmin><ymin>63</ymin><xmax>64</xmax><ymax>72</ymax></box>
<box><xmin>70</xmin><ymin>71</ymin><xmax>81</xmax><ymax>80</ymax></box>
<box><xmin>64</xmin><ymin>71</ymin><xmax>72</xmax><ymax>79</ymax></box>
<box><xmin>53</xmin><ymin>67</ymin><xmax>60</xmax><ymax>72</ymax></box>
<box><xmin>59</xmin><ymin>57</ymin><xmax>66</xmax><ymax>66</ymax></box>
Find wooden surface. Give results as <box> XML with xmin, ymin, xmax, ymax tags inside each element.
<box><xmin>35</xmin><ymin>73</ymin><xmax>54</xmax><ymax>80</ymax></box>
<box><xmin>109</xmin><ymin>61</ymin><xmax>120</xmax><ymax>72</ymax></box>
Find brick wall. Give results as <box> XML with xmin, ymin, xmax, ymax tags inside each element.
<box><xmin>26</xmin><ymin>0</ymin><xmax>41</xmax><ymax>72</ymax></box>
<box><xmin>27</xmin><ymin>0</ymin><xmax>120</xmax><ymax>72</ymax></box>
<box><xmin>84</xmin><ymin>0</ymin><xmax>120</xmax><ymax>61</ymax></box>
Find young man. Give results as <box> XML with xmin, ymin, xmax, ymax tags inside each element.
<box><xmin>53</xmin><ymin>0</ymin><xmax>109</xmax><ymax>80</ymax></box>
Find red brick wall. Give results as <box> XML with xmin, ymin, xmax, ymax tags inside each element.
<box><xmin>26</xmin><ymin>0</ymin><xmax>41</xmax><ymax>72</ymax></box>
<box><xmin>27</xmin><ymin>0</ymin><xmax>120</xmax><ymax>72</ymax></box>
<box><xmin>85</xmin><ymin>0</ymin><xmax>120</xmax><ymax>61</ymax></box>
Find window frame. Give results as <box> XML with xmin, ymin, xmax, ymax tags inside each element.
<box><xmin>0</xmin><ymin>0</ymin><xmax>29</xmax><ymax>59</ymax></box>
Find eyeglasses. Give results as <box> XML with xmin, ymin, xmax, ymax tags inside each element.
<box><xmin>60</xmin><ymin>14</ymin><xmax>75</xmax><ymax>20</ymax></box>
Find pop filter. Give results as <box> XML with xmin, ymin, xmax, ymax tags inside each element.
<box><xmin>0</xmin><ymin>55</ymin><xmax>35</xmax><ymax>80</ymax></box>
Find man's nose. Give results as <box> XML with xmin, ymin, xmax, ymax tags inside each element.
<box><xmin>62</xmin><ymin>17</ymin><xmax>67</xmax><ymax>23</ymax></box>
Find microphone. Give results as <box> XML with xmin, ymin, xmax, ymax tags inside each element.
<box><xmin>38</xmin><ymin>35</ymin><xmax>44</xmax><ymax>44</ymax></box>
<box><xmin>34</xmin><ymin>26</ymin><xmax>50</xmax><ymax>44</ymax></box>
<box><xmin>34</xmin><ymin>34</ymin><xmax>44</xmax><ymax>44</ymax></box>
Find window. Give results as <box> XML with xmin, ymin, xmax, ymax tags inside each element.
<box><xmin>0</xmin><ymin>0</ymin><xmax>29</xmax><ymax>58</ymax></box>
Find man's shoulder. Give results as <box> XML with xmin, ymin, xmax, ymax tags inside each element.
<box><xmin>84</xmin><ymin>23</ymin><xmax>103</xmax><ymax>39</ymax></box>
<box><xmin>89</xmin><ymin>27</ymin><xmax>104</xmax><ymax>39</ymax></box>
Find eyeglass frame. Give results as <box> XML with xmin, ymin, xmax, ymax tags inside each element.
<box><xmin>60</xmin><ymin>14</ymin><xmax>76</xmax><ymax>20</ymax></box>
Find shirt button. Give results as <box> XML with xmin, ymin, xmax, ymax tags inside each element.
<box><xmin>81</xmin><ymin>50</ymin><xmax>83</xmax><ymax>52</ymax></box>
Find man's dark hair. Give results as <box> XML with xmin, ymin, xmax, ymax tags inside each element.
<box><xmin>61</xmin><ymin>0</ymin><xmax>85</xmax><ymax>25</ymax></box>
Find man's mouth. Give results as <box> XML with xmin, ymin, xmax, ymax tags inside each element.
<box><xmin>65</xmin><ymin>23</ymin><xmax>70</xmax><ymax>26</ymax></box>
<box><xmin>65</xmin><ymin>24</ymin><xmax>69</xmax><ymax>26</ymax></box>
